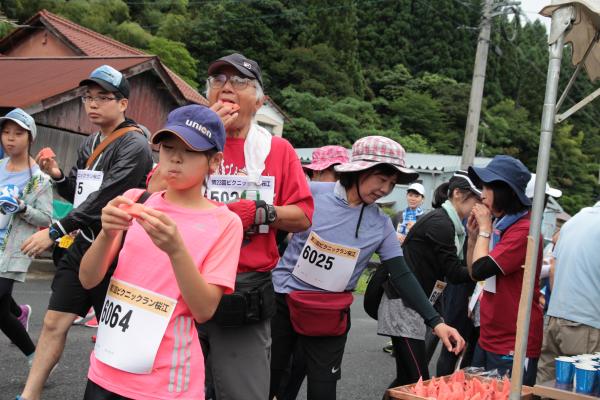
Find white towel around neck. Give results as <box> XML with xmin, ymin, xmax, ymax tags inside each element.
<box><xmin>244</xmin><ymin>123</ymin><xmax>272</xmax><ymax>184</ymax></box>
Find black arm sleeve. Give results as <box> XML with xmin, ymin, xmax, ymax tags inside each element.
<box><xmin>471</xmin><ymin>255</ymin><xmax>502</xmax><ymax>281</ymax></box>
<box><xmin>425</xmin><ymin>223</ymin><xmax>472</xmax><ymax>285</ymax></box>
<box><xmin>383</xmin><ymin>256</ymin><xmax>443</xmax><ymax>328</ymax></box>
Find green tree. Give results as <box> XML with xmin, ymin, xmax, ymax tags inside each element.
<box><xmin>112</xmin><ymin>21</ymin><xmax>152</xmax><ymax>49</ymax></box>
<box><xmin>147</xmin><ymin>37</ymin><xmax>198</xmax><ymax>87</ymax></box>
<box><xmin>549</xmin><ymin>123</ymin><xmax>598</xmax><ymax>214</ymax></box>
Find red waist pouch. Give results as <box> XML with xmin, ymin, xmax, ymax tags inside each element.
<box><xmin>286</xmin><ymin>291</ymin><xmax>353</xmax><ymax>336</ymax></box>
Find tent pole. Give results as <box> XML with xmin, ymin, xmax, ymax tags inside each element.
<box><xmin>555</xmin><ymin>32</ymin><xmax>599</xmax><ymax>113</ymax></box>
<box><xmin>508</xmin><ymin>6</ymin><xmax>573</xmax><ymax>400</ymax></box>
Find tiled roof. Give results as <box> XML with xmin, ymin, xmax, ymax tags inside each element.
<box><xmin>39</xmin><ymin>10</ymin><xmax>146</xmax><ymax>57</ymax></box>
<box><xmin>9</xmin><ymin>10</ymin><xmax>207</xmax><ymax>105</ymax></box>
<box><xmin>0</xmin><ymin>56</ymin><xmax>153</xmax><ymax>108</ymax></box>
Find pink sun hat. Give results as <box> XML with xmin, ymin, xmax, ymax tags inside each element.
<box><xmin>334</xmin><ymin>136</ymin><xmax>418</xmax><ymax>184</ymax></box>
<box><xmin>303</xmin><ymin>145</ymin><xmax>350</xmax><ymax>171</ymax></box>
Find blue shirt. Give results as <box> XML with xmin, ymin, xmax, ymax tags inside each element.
<box><xmin>0</xmin><ymin>159</ymin><xmax>39</xmax><ymax>247</ymax></box>
<box><xmin>547</xmin><ymin>202</ymin><xmax>600</xmax><ymax>329</ymax></box>
<box><xmin>272</xmin><ymin>181</ymin><xmax>402</xmax><ymax>293</ymax></box>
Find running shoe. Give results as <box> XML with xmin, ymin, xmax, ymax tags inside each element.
<box><xmin>84</xmin><ymin>316</ymin><xmax>98</xmax><ymax>328</ymax></box>
<box><xmin>383</xmin><ymin>341</ymin><xmax>394</xmax><ymax>357</ymax></box>
<box><xmin>17</xmin><ymin>304</ymin><xmax>31</xmax><ymax>332</ymax></box>
<box><xmin>73</xmin><ymin>308</ymin><xmax>95</xmax><ymax>325</ymax></box>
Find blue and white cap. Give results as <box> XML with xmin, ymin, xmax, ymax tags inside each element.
<box><xmin>151</xmin><ymin>105</ymin><xmax>225</xmax><ymax>152</ymax></box>
<box><xmin>0</xmin><ymin>108</ymin><xmax>37</xmax><ymax>140</ymax></box>
<box><xmin>79</xmin><ymin>65</ymin><xmax>130</xmax><ymax>98</ymax></box>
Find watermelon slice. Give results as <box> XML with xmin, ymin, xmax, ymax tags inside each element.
<box><xmin>119</xmin><ymin>203</ymin><xmax>148</xmax><ymax>219</ymax></box>
<box><xmin>414</xmin><ymin>377</ymin><xmax>427</xmax><ymax>397</ymax></box>
<box><xmin>37</xmin><ymin>147</ymin><xmax>55</xmax><ymax>160</ymax></box>
<box><xmin>220</xmin><ymin>100</ymin><xmax>240</xmax><ymax>113</ymax></box>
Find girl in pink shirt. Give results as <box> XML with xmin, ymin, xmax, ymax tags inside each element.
<box><xmin>78</xmin><ymin>105</ymin><xmax>242</xmax><ymax>400</ymax></box>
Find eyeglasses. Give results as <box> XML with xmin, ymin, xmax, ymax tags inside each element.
<box><xmin>81</xmin><ymin>95</ymin><xmax>118</xmax><ymax>105</ymax></box>
<box><xmin>208</xmin><ymin>74</ymin><xmax>255</xmax><ymax>90</ymax></box>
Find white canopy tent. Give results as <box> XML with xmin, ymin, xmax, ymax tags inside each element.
<box><xmin>509</xmin><ymin>1</ymin><xmax>600</xmax><ymax>399</ymax></box>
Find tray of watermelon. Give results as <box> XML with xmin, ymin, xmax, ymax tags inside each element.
<box><xmin>387</xmin><ymin>370</ymin><xmax>534</xmax><ymax>400</ymax></box>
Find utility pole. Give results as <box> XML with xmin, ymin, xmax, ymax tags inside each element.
<box><xmin>460</xmin><ymin>0</ymin><xmax>494</xmax><ymax>170</ymax></box>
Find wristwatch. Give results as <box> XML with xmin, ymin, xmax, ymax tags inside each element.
<box><xmin>478</xmin><ymin>231</ymin><xmax>491</xmax><ymax>239</ymax></box>
<box><xmin>48</xmin><ymin>225</ymin><xmax>62</xmax><ymax>241</ymax></box>
<box><xmin>254</xmin><ymin>200</ymin><xmax>277</xmax><ymax>225</ymax></box>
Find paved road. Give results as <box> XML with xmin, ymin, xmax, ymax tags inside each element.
<box><xmin>2</xmin><ymin>273</ymin><xmax>410</xmax><ymax>399</ymax></box>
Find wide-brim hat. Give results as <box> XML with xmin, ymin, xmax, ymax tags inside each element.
<box><xmin>303</xmin><ymin>145</ymin><xmax>349</xmax><ymax>171</ymax></box>
<box><xmin>468</xmin><ymin>155</ymin><xmax>531</xmax><ymax>206</ymax></box>
<box><xmin>334</xmin><ymin>136</ymin><xmax>418</xmax><ymax>184</ymax></box>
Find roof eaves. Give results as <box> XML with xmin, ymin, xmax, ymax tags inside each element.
<box><xmin>264</xmin><ymin>96</ymin><xmax>291</xmax><ymax>122</ymax></box>
<box><xmin>0</xmin><ymin>11</ymin><xmax>44</xmax><ymax>51</ymax></box>
<box><xmin>40</xmin><ymin>10</ymin><xmax>145</xmax><ymax>56</ymax></box>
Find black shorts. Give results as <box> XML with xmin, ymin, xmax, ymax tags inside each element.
<box><xmin>48</xmin><ymin>236</ymin><xmax>113</xmax><ymax>318</ymax></box>
<box><xmin>271</xmin><ymin>293</ymin><xmax>349</xmax><ymax>382</ymax></box>
<box><xmin>84</xmin><ymin>379</ymin><xmax>131</xmax><ymax>400</ymax></box>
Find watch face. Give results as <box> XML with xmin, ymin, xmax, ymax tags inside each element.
<box><xmin>267</xmin><ymin>205</ymin><xmax>277</xmax><ymax>223</ymax></box>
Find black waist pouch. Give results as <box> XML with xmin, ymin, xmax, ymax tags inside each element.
<box><xmin>212</xmin><ymin>271</ymin><xmax>276</xmax><ymax>327</ymax></box>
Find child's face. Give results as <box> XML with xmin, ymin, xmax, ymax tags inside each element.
<box><xmin>83</xmin><ymin>85</ymin><xmax>128</xmax><ymax>127</ymax></box>
<box><xmin>406</xmin><ymin>191</ymin><xmax>424</xmax><ymax>209</ymax></box>
<box><xmin>158</xmin><ymin>135</ymin><xmax>222</xmax><ymax>191</ymax></box>
<box><xmin>1</xmin><ymin>120</ymin><xmax>30</xmax><ymax>158</ymax></box>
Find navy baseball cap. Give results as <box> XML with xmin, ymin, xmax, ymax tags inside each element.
<box><xmin>208</xmin><ymin>53</ymin><xmax>263</xmax><ymax>88</ymax></box>
<box><xmin>468</xmin><ymin>155</ymin><xmax>532</xmax><ymax>206</ymax></box>
<box><xmin>0</xmin><ymin>108</ymin><xmax>37</xmax><ymax>140</ymax></box>
<box><xmin>151</xmin><ymin>105</ymin><xmax>225</xmax><ymax>152</ymax></box>
<box><xmin>79</xmin><ymin>65</ymin><xmax>130</xmax><ymax>98</ymax></box>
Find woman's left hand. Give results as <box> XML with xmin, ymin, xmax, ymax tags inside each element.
<box><xmin>21</xmin><ymin>229</ymin><xmax>54</xmax><ymax>258</ymax></box>
<box><xmin>471</xmin><ymin>203</ymin><xmax>493</xmax><ymax>232</ymax></box>
<box><xmin>433</xmin><ymin>323</ymin><xmax>466</xmax><ymax>355</ymax></box>
<box><xmin>466</xmin><ymin>213</ymin><xmax>479</xmax><ymax>238</ymax></box>
<box><xmin>137</xmin><ymin>208</ymin><xmax>184</xmax><ymax>256</ymax></box>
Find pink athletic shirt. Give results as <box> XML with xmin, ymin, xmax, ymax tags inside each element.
<box><xmin>88</xmin><ymin>190</ymin><xmax>242</xmax><ymax>399</ymax></box>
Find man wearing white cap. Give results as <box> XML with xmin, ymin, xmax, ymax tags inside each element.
<box><xmin>396</xmin><ymin>182</ymin><xmax>425</xmax><ymax>244</ymax></box>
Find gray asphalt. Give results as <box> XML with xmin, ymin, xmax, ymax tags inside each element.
<box><xmin>2</xmin><ymin>273</ymin><xmax>426</xmax><ymax>399</ymax></box>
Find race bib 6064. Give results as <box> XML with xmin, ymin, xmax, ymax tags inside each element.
<box><xmin>94</xmin><ymin>278</ymin><xmax>177</xmax><ymax>374</ymax></box>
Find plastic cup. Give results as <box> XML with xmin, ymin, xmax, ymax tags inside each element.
<box><xmin>555</xmin><ymin>357</ymin><xmax>575</xmax><ymax>385</ymax></box>
<box><xmin>574</xmin><ymin>364</ymin><xmax>597</xmax><ymax>394</ymax></box>
<box><xmin>576</xmin><ymin>354</ymin><xmax>598</xmax><ymax>362</ymax></box>
<box><xmin>576</xmin><ymin>361</ymin><xmax>600</xmax><ymax>369</ymax></box>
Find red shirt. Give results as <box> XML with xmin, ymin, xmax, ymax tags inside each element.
<box><xmin>479</xmin><ymin>213</ymin><xmax>544</xmax><ymax>358</ymax></box>
<box><xmin>221</xmin><ymin>135</ymin><xmax>313</xmax><ymax>273</ymax></box>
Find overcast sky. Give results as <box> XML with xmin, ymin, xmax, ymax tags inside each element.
<box><xmin>520</xmin><ymin>0</ymin><xmax>552</xmax><ymax>32</ymax></box>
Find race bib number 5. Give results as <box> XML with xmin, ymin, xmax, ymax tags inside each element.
<box><xmin>94</xmin><ymin>278</ymin><xmax>177</xmax><ymax>374</ymax></box>
<box><xmin>292</xmin><ymin>231</ymin><xmax>361</xmax><ymax>292</ymax></box>
<box><xmin>73</xmin><ymin>169</ymin><xmax>103</xmax><ymax>208</ymax></box>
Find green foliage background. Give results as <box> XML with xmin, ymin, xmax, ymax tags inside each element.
<box><xmin>1</xmin><ymin>0</ymin><xmax>598</xmax><ymax>213</ymax></box>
